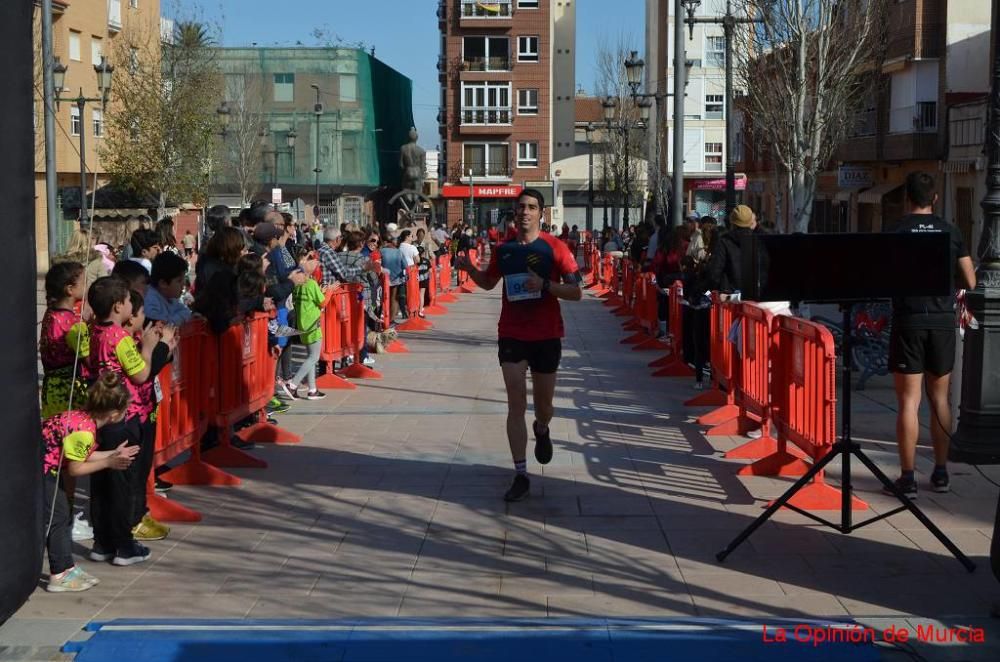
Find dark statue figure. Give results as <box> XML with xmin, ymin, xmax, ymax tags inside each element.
<box><xmin>399</xmin><ymin>127</ymin><xmax>426</xmax><ymax>205</ymax></box>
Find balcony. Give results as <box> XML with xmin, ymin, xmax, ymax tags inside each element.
<box><xmin>460</xmin><ymin>106</ymin><xmax>512</xmax><ymax>126</ymax></box>
<box><xmin>437</xmin><ymin>0</ymin><xmax>446</xmax><ymax>21</ymax></box>
<box><xmin>850</xmin><ymin>109</ymin><xmax>877</xmax><ymax>138</ymax></box>
<box><xmin>889</xmin><ymin>102</ymin><xmax>937</xmax><ymax>134</ymax></box>
<box><xmin>460</xmin><ymin>0</ymin><xmax>513</xmax><ymax>24</ymax></box>
<box><xmin>462</xmin><ymin>56</ymin><xmax>511</xmax><ymax>73</ymax></box>
<box><xmin>108</xmin><ymin>0</ymin><xmax>122</xmax><ymax>32</ymax></box>
<box><xmin>461</xmin><ymin>160</ymin><xmax>512</xmax><ymax>181</ymax></box>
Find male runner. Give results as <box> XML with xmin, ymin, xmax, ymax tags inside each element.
<box><xmin>454</xmin><ymin>189</ymin><xmax>582</xmax><ymax>502</ymax></box>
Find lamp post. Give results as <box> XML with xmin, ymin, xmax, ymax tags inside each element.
<box><xmin>53</xmin><ymin>55</ymin><xmax>114</xmax><ymax>227</ymax></box>
<box><xmin>262</xmin><ymin>125</ymin><xmax>297</xmax><ymax>196</ymax></box>
<box><xmin>604</xmin><ymin>94</ymin><xmax>652</xmax><ymax>230</ymax></box>
<box><xmin>951</xmin><ymin>0</ymin><xmax>1000</xmax><ymax>586</ymax></box>
<box><xmin>310</xmin><ymin>84</ymin><xmax>323</xmax><ymax>211</ymax></box>
<box><xmin>585</xmin><ymin>122</ymin><xmax>595</xmax><ymax>233</ymax></box>
<box><xmin>682</xmin><ymin>0</ymin><xmax>762</xmax><ymax>216</ymax></box>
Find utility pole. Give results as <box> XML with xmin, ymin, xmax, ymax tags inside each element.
<box><xmin>671</xmin><ymin>0</ymin><xmax>686</xmax><ymax>228</ymax></box>
<box><xmin>311</xmin><ymin>84</ymin><xmax>322</xmax><ymax>212</ymax></box>
<box><xmin>42</xmin><ymin>0</ymin><xmax>59</xmax><ymax>259</ymax></box>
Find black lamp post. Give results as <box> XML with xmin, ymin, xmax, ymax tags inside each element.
<box><xmin>682</xmin><ymin>0</ymin><xmax>762</xmax><ymax>216</ymax></box>
<box><xmin>53</xmin><ymin>55</ymin><xmax>114</xmax><ymax>226</ymax></box>
<box><xmin>310</xmin><ymin>84</ymin><xmax>323</xmax><ymax>211</ymax></box>
<box><xmin>951</xmin><ymin>0</ymin><xmax>1000</xmax><ymax>588</ymax></box>
<box><xmin>585</xmin><ymin>122</ymin><xmax>595</xmax><ymax>233</ymax></box>
<box><xmin>263</xmin><ymin>124</ymin><xmax>297</xmax><ymax>195</ymax></box>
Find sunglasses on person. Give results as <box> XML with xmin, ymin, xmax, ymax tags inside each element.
<box><xmin>368</xmin><ymin>238</ymin><xmax>379</xmax><ymax>245</ymax></box>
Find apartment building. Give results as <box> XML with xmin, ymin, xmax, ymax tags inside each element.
<box><xmin>437</xmin><ymin>0</ymin><xmax>575</xmax><ymax>227</ymax></box>
<box><xmin>646</xmin><ymin>0</ymin><xmax>734</xmax><ymax>220</ymax></box>
<box><xmin>33</xmin><ymin>0</ymin><xmax>163</xmax><ymax>268</ymax></box>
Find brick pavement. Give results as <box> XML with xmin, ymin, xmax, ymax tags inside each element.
<box><xmin>5</xmin><ymin>280</ymin><xmax>1000</xmax><ymax>660</ymax></box>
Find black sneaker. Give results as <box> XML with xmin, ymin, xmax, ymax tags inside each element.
<box><xmin>154</xmin><ymin>476</ymin><xmax>173</xmax><ymax>493</ymax></box>
<box><xmin>112</xmin><ymin>541</ymin><xmax>151</xmax><ymax>566</ymax></box>
<box><xmin>89</xmin><ymin>543</ymin><xmax>113</xmax><ymax>562</ymax></box>
<box><xmin>883</xmin><ymin>476</ymin><xmax>918</xmax><ymax>500</ymax></box>
<box><xmin>304</xmin><ymin>390</ymin><xmax>327</xmax><ymax>401</ymax></box>
<box><xmin>504</xmin><ymin>474</ymin><xmax>530</xmax><ymax>502</ymax></box>
<box><xmin>231</xmin><ymin>435</ymin><xmax>256</xmax><ymax>451</ymax></box>
<box><xmin>930</xmin><ymin>469</ymin><xmax>950</xmax><ymax>493</ymax></box>
<box><xmin>533</xmin><ymin>421</ymin><xmax>553</xmax><ymax>465</ymax></box>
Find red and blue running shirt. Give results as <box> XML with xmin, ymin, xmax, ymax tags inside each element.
<box><xmin>485</xmin><ymin>232</ymin><xmax>580</xmax><ymax>341</ymax></box>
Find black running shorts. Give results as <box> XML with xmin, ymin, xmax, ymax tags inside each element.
<box><xmin>497</xmin><ymin>337</ymin><xmax>562</xmax><ymax>374</ymax></box>
<box><xmin>889</xmin><ymin>327</ymin><xmax>956</xmax><ymax>376</ymax></box>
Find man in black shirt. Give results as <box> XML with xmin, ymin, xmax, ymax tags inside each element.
<box><xmin>885</xmin><ymin>171</ymin><xmax>976</xmax><ymax>498</ymax></box>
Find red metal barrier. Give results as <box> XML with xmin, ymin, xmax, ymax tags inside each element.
<box><xmin>649</xmin><ymin>281</ymin><xmax>695</xmax><ymax>373</ymax></box>
<box><xmin>397</xmin><ymin>264</ymin><xmax>433</xmax><ymax>331</ymax></box>
<box><xmin>316</xmin><ymin>285</ymin><xmax>357</xmax><ymax>390</ymax></box>
<box><xmin>437</xmin><ymin>255</ymin><xmax>459</xmax><ymax>303</ymax></box>
<box><xmin>621</xmin><ymin>274</ymin><xmax>670</xmax><ymax>352</ymax></box>
<box><xmin>339</xmin><ymin>282</ymin><xmax>383</xmax><ymax>380</ymax></box>
<box><xmin>423</xmin><ymin>258</ymin><xmax>449</xmax><ymax>316</ymax></box>
<box><xmin>686</xmin><ymin>293</ymin><xmax>738</xmax><ymax>416</ymax></box>
<box><xmin>611</xmin><ymin>259</ymin><xmax>635</xmax><ymax>317</ymax></box>
<box><xmin>213</xmin><ymin>312</ymin><xmax>301</xmax><ymax>445</ymax></box>
<box><xmin>459</xmin><ymin>248</ymin><xmax>479</xmax><ymax>293</ymax></box>
<box><xmin>379</xmin><ymin>271</ymin><xmax>409</xmax><ymax>353</ymax></box>
<box><xmin>750</xmin><ymin>315</ymin><xmax>867</xmax><ymax>511</ymax></box>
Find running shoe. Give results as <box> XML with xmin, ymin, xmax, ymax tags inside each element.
<box><xmin>883</xmin><ymin>476</ymin><xmax>918</xmax><ymax>500</ymax></box>
<box><xmin>362</xmin><ymin>356</ymin><xmax>377</xmax><ymax>368</ymax></box>
<box><xmin>71</xmin><ymin>511</ymin><xmax>93</xmax><ymax>541</ymax></box>
<box><xmin>930</xmin><ymin>469</ymin><xmax>950</xmax><ymax>493</ymax></box>
<box><xmin>154</xmin><ymin>476</ymin><xmax>173</xmax><ymax>493</ymax></box>
<box><xmin>280</xmin><ymin>382</ymin><xmax>299</xmax><ymax>400</ymax></box>
<box><xmin>132</xmin><ymin>515</ymin><xmax>168</xmax><ymax>542</ymax></box>
<box><xmin>89</xmin><ymin>544</ymin><xmax>113</xmax><ymax>562</ymax></box>
<box><xmin>533</xmin><ymin>421</ymin><xmax>553</xmax><ymax>465</ymax></box>
<box><xmin>112</xmin><ymin>541</ymin><xmax>151</xmax><ymax>566</ymax></box>
<box><xmin>46</xmin><ymin>566</ymin><xmax>97</xmax><ymax>592</ymax></box>
<box><xmin>267</xmin><ymin>398</ymin><xmax>290</xmax><ymax>414</ymax></box>
<box><xmin>504</xmin><ymin>474</ymin><xmax>530</xmax><ymax>502</ymax></box>
<box><xmin>304</xmin><ymin>390</ymin><xmax>327</xmax><ymax>401</ymax></box>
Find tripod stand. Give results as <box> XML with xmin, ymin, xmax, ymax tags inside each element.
<box><xmin>716</xmin><ymin>304</ymin><xmax>976</xmax><ymax>572</ymax></box>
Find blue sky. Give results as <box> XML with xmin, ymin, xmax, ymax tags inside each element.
<box><xmin>184</xmin><ymin>0</ymin><xmax>645</xmax><ymax>149</ymax></box>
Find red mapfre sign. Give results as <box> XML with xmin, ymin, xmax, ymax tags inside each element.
<box><xmin>441</xmin><ymin>185</ymin><xmax>523</xmax><ymax>198</ymax></box>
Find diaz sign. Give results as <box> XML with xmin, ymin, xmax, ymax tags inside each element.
<box><xmin>838</xmin><ymin>166</ymin><xmax>873</xmax><ymax>189</ymax></box>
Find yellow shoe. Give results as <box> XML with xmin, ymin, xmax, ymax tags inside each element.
<box><xmin>143</xmin><ymin>514</ymin><xmax>170</xmax><ymax>538</ymax></box>
<box><xmin>132</xmin><ymin>515</ymin><xmax>168</xmax><ymax>541</ymax></box>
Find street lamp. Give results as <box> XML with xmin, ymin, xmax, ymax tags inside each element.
<box><xmin>585</xmin><ymin>122</ymin><xmax>595</xmax><ymax>233</ymax></box>
<box><xmin>262</xmin><ymin>123</ymin><xmax>297</xmax><ymax>195</ymax></box>
<box><xmin>604</xmin><ymin>96</ymin><xmax>645</xmax><ymax>228</ymax></box>
<box><xmin>624</xmin><ymin>50</ymin><xmax>644</xmax><ymax>96</ymax></box>
<box><xmin>216</xmin><ymin>101</ymin><xmax>230</xmax><ymax>138</ymax></box>
<box><xmin>53</xmin><ymin>55</ymin><xmax>114</xmax><ymax>227</ymax></box>
<box><xmin>310</xmin><ymin>83</ymin><xmax>323</xmax><ymax>213</ymax></box>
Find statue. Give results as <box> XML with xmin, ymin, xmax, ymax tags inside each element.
<box><xmin>399</xmin><ymin>127</ymin><xmax>426</xmax><ymax>201</ymax></box>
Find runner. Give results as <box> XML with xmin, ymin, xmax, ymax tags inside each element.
<box><xmin>454</xmin><ymin>189</ymin><xmax>583</xmax><ymax>502</ymax></box>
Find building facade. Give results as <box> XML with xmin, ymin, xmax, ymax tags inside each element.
<box><xmin>33</xmin><ymin>0</ymin><xmax>164</xmax><ymax>268</ymax></box>
<box><xmin>212</xmin><ymin>47</ymin><xmax>415</xmax><ymax>224</ymax></box>
<box><xmin>437</xmin><ymin>0</ymin><xmax>576</xmax><ymax>227</ymax></box>
<box><xmin>646</xmin><ymin>0</ymin><xmax>735</xmax><ymax>220</ymax></box>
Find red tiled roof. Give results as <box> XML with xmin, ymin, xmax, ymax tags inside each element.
<box><xmin>575</xmin><ymin>96</ymin><xmax>604</xmax><ymax>123</ymax></box>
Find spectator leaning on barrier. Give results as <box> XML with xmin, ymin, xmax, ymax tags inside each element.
<box><xmin>380</xmin><ymin>233</ymin><xmax>407</xmax><ymax>321</ymax></box>
<box><xmin>704</xmin><ymin>204</ymin><xmax>758</xmax><ymax>295</ymax></box>
<box><xmin>453</xmin><ymin>188</ymin><xmax>583</xmax><ymax>502</ymax></box>
<box><xmin>144</xmin><ymin>252</ymin><xmax>192</xmax><ymax>327</ymax></box>
<box><xmin>884</xmin><ymin>171</ymin><xmax>977</xmax><ymax>499</ymax></box>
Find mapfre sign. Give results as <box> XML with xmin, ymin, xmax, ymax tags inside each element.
<box><xmin>441</xmin><ymin>185</ymin><xmax>523</xmax><ymax>198</ymax></box>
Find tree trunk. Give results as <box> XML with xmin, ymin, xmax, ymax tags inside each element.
<box><xmin>158</xmin><ymin>191</ymin><xmax>166</xmax><ymax>222</ymax></box>
<box><xmin>789</xmin><ymin>169</ymin><xmax>815</xmax><ymax>234</ymax></box>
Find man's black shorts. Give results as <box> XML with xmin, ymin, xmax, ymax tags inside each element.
<box><xmin>498</xmin><ymin>337</ymin><xmax>562</xmax><ymax>374</ymax></box>
<box><xmin>889</xmin><ymin>327</ymin><xmax>956</xmax><ymax>376</ymax></box>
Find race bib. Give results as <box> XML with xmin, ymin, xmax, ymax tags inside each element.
<box><xmin>505</xmin><ymin>272</ymin><xmax>541</xmax><ymax>302</ymax></box>
<box><xmin>153</xmin><ymin>375</ymin><xmax>164</xmax><ymax>403</ymax></box>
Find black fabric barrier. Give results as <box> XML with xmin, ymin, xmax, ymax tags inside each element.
<box><xmin>0</xmin><ymin>0</ymin><xmax>44</xmax><ymax>624</ymax></box>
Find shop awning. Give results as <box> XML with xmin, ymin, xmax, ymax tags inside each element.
<box><xmin>858</xmin><ymin>182</ymin><xmax>902</xmax><ymax>204</ymax></box>
<box><xmin>941</xmin><ymin>158</ymin><xmax>983</xmax><ymax>174</ymax></box>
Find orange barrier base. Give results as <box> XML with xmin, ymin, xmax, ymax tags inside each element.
<box><xmin>633</xmin><ymin>337</ymin><xmax>670</xmax><ymax>351</ymax></box>
<box><xmin>317</xmin><ymin>368</ymin><xmax>358</xmax><ymax>390</ymax></box>
<box><xmin>438</xmin><ymin>292</ymin><xmax>459</xmax><ymax>303</ymax></box>
<box><xmin>386</xmin><ymin>338</ymin><xmax>409</xmax><ymax>353</ymax></box>
<box><xmin>423</xmin><ymin>304</ymin><xmax>449</xmax><ymax>316</ymax></box>
<box><xmin>771</xmin><ymin>479</ymin><xmax>869</xmax><ymax>511</ymax></box>
<box><xmin>697</xmin><ymin>403</ymin><xmax>740</xmax><ymax>426</ymax></box>
<box><xmin>148</xmin><ymin>492</ymin><xmax>201</xmax><ymax>523</ymax></box>
<box><xmin>599</xmin><ymin>291</ymin><xmax>618</xmax><ymax>301</ymax></box>
<box><xmin>706</xmin><ymin>414</ymin><xmax>756</xmax><ymax>436</ymax></box>
<box><xmin>648</xmin><ymin>352</ymin><xmax>677</xmax><ymax>367</ymax></box>
<box><xmin>459</xmin><ymin>282</ymin><xmax>476</xmax><ymax>293</ymax></box>
<box><xmin>612</xmin><ymin>306</ymin><xmax>632</xmax><ymax>316</ymax></box>
<box><xmin>341</xmin><ymin>363</ymin><xmax>382</xmax><ymax>379</ymax></box>
<box><xmin>622</xmin><ymin>320</ymin><xmax>642</xmax><ymax>331</ymax></box>
<box><xmin>684</xmin><ymin>389</ymin><xmax>728</xmax><ymax>407</ymax></box>
<box><xmin>160</xmin><ymin>457</ymin><xmax>241</xmax><ymax>486</ymax></box>
<box><xmin>203</xmin><ymin>443</ymin><xmax>268</xmax><ymax>469</ymax></box>
<box><xmin>397</xmin><ymin>316</ymin><xmax>433</xmax><ymax>331</ymax></box>
<box><xmin>738</xmin><ymin>450</ymin><xmax>811</xmax><ymax>477</ymax></box>
<box><xmin>651</xmin><ymin>360</ymin><xmax>695</xmax><ymax>377</ymax></box>
<box><xmin>724</xmin><ymin>435</ymin><xmax>779</xmax><ymax>460</ymax></box>
<box><xmin>236</xmin><ymin>421</ymin><xmax>302</xmax><ymax>445</ymax></box>
<box><xmin>620</xmin><ymin>331</ymin><xmax>649</xmax><ymax>345</ymax></box>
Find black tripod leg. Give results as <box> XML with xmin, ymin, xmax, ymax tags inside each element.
<box><xmin>717</xmin><ymin>447</ymin><xmax>841</xmax><ymax>562</ymax></box>
<box><xmin>851</xmin><ymin>448</ymin><xmax>976</xmax><ymax>572</ymax></box>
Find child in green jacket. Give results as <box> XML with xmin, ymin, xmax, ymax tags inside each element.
<box><xmin>281</xmin><ymin>249</ymin><xmax>328</xmax><ymax>401</ymax></box>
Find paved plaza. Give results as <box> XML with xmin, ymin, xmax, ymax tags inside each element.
<box><xmin>4</xmin><ymin>284</ymin><xmax>1000</xmax><ymax>660</ymax></box>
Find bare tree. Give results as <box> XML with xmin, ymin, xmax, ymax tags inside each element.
<box><xmin>732</xmin><ymin>0</ymin><xmax>887</xmax><ymax>232</ymax></box>
<box><xmin>100</xmin><ymin>16</ymin><xmax>222</xmax><ymax>217</ymax></box>
<box><xmin>594</xmin><ymin>34</ymin><xmax>647</xmax><ymax>227</ymax></box>
<box><xmin>218</xmin><ymin>71</ymin><xmax>265</xmax><ymax>207</ymax></box>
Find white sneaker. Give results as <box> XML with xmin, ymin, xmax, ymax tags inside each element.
<box><xmin>746</xmin><ymin>428</ymin><xmax>763</xmax><ymax>439</ymax></box>
<box><xmin>362</xmin><ymin>356</ymin><xmax>376</xmax><ymax>368</ymax></box>
<box><xmin>72</xmin><ymin>511</ymin><xmax>93</xmax><ymax>542</ymax></box>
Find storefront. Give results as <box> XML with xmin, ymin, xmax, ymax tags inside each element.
<box><xmin>685</xmin><ymin>175</ymin><xmax>746</xmax><ymax>221</ymax></box>
<box><xmin>441</xmin><ymin>184</ymin><xmax>523</xmax><ymax>228</ymax></box>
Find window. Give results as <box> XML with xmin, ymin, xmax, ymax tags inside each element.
<box><xmin>69</xmin><ymin>31</ymin><xmax>81</xmax><ymax>61</ymax></box>
<box><xmin>463</xmin><ymin>143</ymin><xmax>510</xmax><ymax>178</ymax></box>
<box><xmin>461</xmin><ymin>0</ymin><xmax>512</xmax><ymax>17</ymax></box>
<box><xmin>705</xmin><ymin>94</ymin><xmax>723</xmax><ymax>120</ymax></box>
<box><xmin>517</xmin><ymin>141</ymin><xmax>538</xmax><ymax>167</ymax></box>
<box><xmin>517</xmin><ymin>36</ymin><xmax>539</xmax><ymax>62</ymax></box>
<box><xmin>70</xmin><ymin>106</ymin><xmax>81</xmax><ymax>136</ymax></box>
<box><xmin>340</xmin><ymin>74</ymin><xmax>357</xmax><ymax>103</ymax></box>
<box><xmin>705</xmin><ymin>36</ymin><xmax>725</xmax><ymax>68</ymax></box>
<box><xmin>91</xmin><ymin>37</ymin><xmax>103</xmax><ymax>66</ymax></box>
<box><xmin>462</xmin><ymin>83</ymin><xmax>511</xmax><ymax>124</ymax></box>
<box><xmin>128</xmin><ymin>47</ymin><xmax>139</xmax><ymax>74</ymax></box>
<box><xmin>273</xmin><ymin>73</ymin><xmax>294</xmax><ymax>102</ymax></box>
<box><xmin>463</xmin><ymin>36</ymin><xmax>509</xmax><ymax>71</ymax></box>
<box><xmin>704</xmin><ymin>142</ymin><xmax>723</xmax><ymax>172</ymax></box>
<box><xmin>517</xmin><ymin>88</ymin><xmax>538</xmax><ymax>115</ymax></box>
<box><xmin>130</xmin><ymin>0</ymin><xmax>138</xmax><ymax>8</ymax></box>
<box><xmin>92</xmin><ymin>109</ymin><xmax>104</xmax><ymax>138</ymax></box>
<box><xmin>518</xmin><ymin>0</ymin><xmax>539</xmax><ymax>6</ymax></box>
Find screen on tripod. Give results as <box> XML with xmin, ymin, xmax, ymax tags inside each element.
<box><xmin>742</xmin><ymin>232</ymin><xmax>954</xmax><ymax>302</ymax></box>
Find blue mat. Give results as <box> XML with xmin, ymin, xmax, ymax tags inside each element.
<box><xmin>64</xmin><ymin>618</ymin><xmax>882</xmax><ymax>661</ymax></box>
